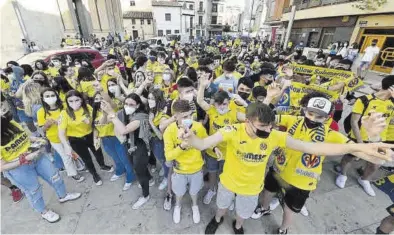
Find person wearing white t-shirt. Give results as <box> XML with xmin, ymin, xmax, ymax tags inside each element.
<box><xmin>357</xmin><ymin>39</ymin><xmax>380</xmax><ymax>79</ymax></box>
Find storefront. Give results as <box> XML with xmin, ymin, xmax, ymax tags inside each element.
<box><xmin>351</xmin><ymin>14</ymin><xmax>394</xmax><ymax>74</ymax></box>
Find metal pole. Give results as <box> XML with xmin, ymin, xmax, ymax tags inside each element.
<box><xmin>248</xmin><ymin>0</ymin><xmax>255</xmax><ymax>37</ymax></box>
<box><xmin>283</xmin><ymin>5</ymin><xmax>296</xmax><ymax>51</ymax></box>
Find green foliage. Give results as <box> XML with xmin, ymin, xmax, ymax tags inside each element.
<box><xmin>223</xmin><ymin>24</ymin><xmax>231</xmax><ymax>32</ymax></box>
<box><xmin>352</xmin><ymin>0</ymin><xmax>387</xmax><ymax>11</ymax></box>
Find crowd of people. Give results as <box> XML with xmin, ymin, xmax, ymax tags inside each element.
<box><xmin>1</xmin><ymin>35</ymin><xmax>394</xmax><ymax>234</ymax></box>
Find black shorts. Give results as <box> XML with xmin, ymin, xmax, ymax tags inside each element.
<box><xmin>264</xmin><ymin>168</ymin><xmax>310</xmax><ymax>213</ymax></box>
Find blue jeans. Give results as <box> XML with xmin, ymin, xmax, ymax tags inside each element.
<box><xmin>3</xmin><ymin>155</ymin><xmax>67</xmax><ymax>213</ymax></box>
<box><xmin>102</xmin><ymin>136</ymin><xmax>135</xmax><ymax>183</ymax></box>
<box><xmin>150</xmin><ymin>137</ymin><xmax>169</xmax><ymax>178</ymax></box>
<box><xmin>52</xmin><ymin>151</ymin><xmax>65</xmax><ymax>170</ymax></box>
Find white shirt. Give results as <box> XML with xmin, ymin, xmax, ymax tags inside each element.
<box><xmin>361</xmin><ymin>46</ymin><xmax>380</xmax><ymax>62</ymax></box>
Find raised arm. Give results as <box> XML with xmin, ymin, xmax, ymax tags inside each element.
<box><xmin>184</xmin><ymin>129</ymin><xmax>224</xmax><ymax>151</ymax></box>
<box><xmin>196</xmin><ymin>74</ymin><xmax>211</xmax><ymax>111</ymax></box>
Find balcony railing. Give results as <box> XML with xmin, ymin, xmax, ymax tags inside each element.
<box><xmin>197</xmin><ymin>8</ymin><xmax>205</xmax><ymax>13</ymax></box>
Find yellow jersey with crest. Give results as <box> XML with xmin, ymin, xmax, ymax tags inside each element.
<box><xmin>274</xmin><ymin>115</ymin><xmax>350</xmax><ymax>190</ymax></box>
<box><xmin>37</xmin><ymin>107</ymin><xmax>62</xmax><ymax>143</ymax></box>
<box><xmin>219</xmin><ymin>123</ymin><xmax>287</xmax><ymax>195</ymax></box>
<box><xmin>94</xmin><ymin>111</ymin><xmax>115</xmax><ymax>137</ymax></box>
<box><xmin>163</xmin><ymin>121</ymin><xmax>207</xmax><ymax>174</ymax></box>
<box><xmin>1</xmin><ymin>121</ymin><xmax>31</xmax><ymax>162</ymax></box>
<box><xmin>59</xmin><ymin>106</ymin><xmax>93</xmax><ymax>137</ymax></box>
<box><xmin>206</xmin><ymin>105</ymin><xmax>239</xmax><ymax>159</ymax></box>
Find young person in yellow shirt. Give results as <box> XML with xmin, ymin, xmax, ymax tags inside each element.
<box><xmin>197</xmin><ymin>73</ymin><xmax>245</xmax><ymax>205</ymax></box>
<box><xmin>123</xmin><ymin>50</ymin><xmax>134</xmax><ymax>82</ymax></box>
<box><xmin>58</xmin><ymin>90</ymin><xmax>113</xmax><ymax>186</ymax></box>
<box><xmin>59</xmin><ymin>66</ymin><xmax>80</xmax><ymax>93</ymax></box>
<box><xmin>180</xmin><ymin>102</ymin><xmax>393</xmax><ymax>234</ymax></box>
<box><xmin>78</xmin><ymin>67</ymin><xmax>97</xmax><ymax>100</ymax></box>
<box><xmin>37</xmin><ymin>87</ymin><xmax>84</xmax><ymax>182</ymax></box>
<box><xmin>53</xmin><ymin>76</ymin><xmax>74</xmax><ymax>102</ymax></box>
<box><xmin>163</xmin><ymin>99</ymin><xmax>208</xmax><ymax>224</ymax></box>
<box><xmin>336</xmin><ymin>76</ymin><xmax>394</xmax><ymax>196</ymax></box>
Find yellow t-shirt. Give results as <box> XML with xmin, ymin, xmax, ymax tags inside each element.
<box><xmin>80</xmin><ymin>80</ymin><xmax>96</xmax><ymax>98</ymax></box>
<box><xmin>206</xmin><ymin>105</ymin><xmax>238</xmax><ymax>159</ymax></box>
<box><xmin>153</xmin><ymin>111</ymin><xmax>170</xmax><ymax>127</ymax></box>
<box><xmin>153</xmin><ymin>63</ymin><xmax>169</xmax><ymax>85</ymax></box>
<box><xmin>0</xmin><ymin>79</ymin><xmax>10</xmax><ymax>92</ymax></box>
<box><xmin>125</xmin><ymin>56</ymin><xmax>134</xmax><ymax>68</ymax></box>
<box><xmin>163</xmin><ymin>121</ymin><xmax>207</xmax><ymax>174</ymax></box>
<box><xmin>0</xmin><ymin>121</ymin><xmax>31</xmax><ymax>162</ymax></box>
<box><xmin>350</xmin><ymin>95</ymin><xmax>394</xmax><ymax>141</ymax></box>
<box><xmin>229</xmin><ymin>99</ymin><xmax>246</xmax><ymax>114</ymax></box>
<box><xmin>219</xmin><ymin>123</ymin><xmax>287</xmax><ymax>195</ymax></box>
<box><xmin>48</xmin><ymin>67</ymin><xmax>60</xmax><ymax>77</ymax></box>
<box><xmin>65</xmin><ymin>38</ymin><xmax>73</xmax><ymax>46</ymax></box>
<box><xmin>37</xmin><ymin>107</ymin><xmax>62</xmax><ymax>143</ymax></box>
<box><xmin>274</xmin><ymin>115</ymin><xmax>350</xmax><ymax>190</ymax></box>
<box><xmin>214</xmin><ymin>67</ymin><xmax>223</xmax><ymax>79</ymax></box>
<box><xmin>59</xmin><ymin>106</ymin><xmax>93</xmax><ymax>137</ymax></box>
<box><xmin>386</xmin><ymin>117</ymin><xmax>394</xmax><ymax>142</ymax></box>
<box><xmin>233</xmin><ymin>71</ymin><xmax>242</xmax><ymax>79</ymax></box>
<box><xmin>94</xmin><ymin>111</ymin><xmax>115</xmax><ymax>137</ymax></box>
<box><xmin>162</xmin><ymin>84</ymin><xmax>178</xmax><ymax>100</ymax></box>
<box><xmin>100</xmin><ymin>74</ymin><xmax>115</xmax><ymax>93</ymax></box>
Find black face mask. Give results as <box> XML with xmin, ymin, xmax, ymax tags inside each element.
<box><xmin>34</xmin><ymin>80</ymin><xmax>46</xmax><ymax>86</ymax></box>
<box><xmin>265</xmin><ymin>80</ymin><xmax>273</xmax><ymax>86</ymax></box>
<box><xmin>93</xmin><ymin>102</ymin><xmax>101</xmax><ymax>109</ymax></box>
<box><xmin>304</xmin><ymin>117</ymin><xmax>321</xmax><ymax>129</ymax></box>
<box><xmin>255</xmin><ymin>128</ymin><xmax>270</xmax><ymax>138</ymax></box>
<box><xmin>238</xmin><ymin>91</ymin><xmax>250</xmax><ymax>100</ymax></box>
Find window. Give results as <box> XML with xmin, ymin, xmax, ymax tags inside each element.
<box><xmin>219</xmin><ymin>5</ymin><xmax>223</xmax><ymax>12</ymax></box>
<box><xmin>212</xmin><ymin>3</ymin><xmax>217</xmax><ymax>12</ymax></box>
<box><xmin>196</xmin><ymin>30</ymin><xmax>200</xmax><ymax>36</ymax></box>
<box><xmin>68</xmin><ymin>53</ymin><xmax>88</xmax><ymax>62</ymax></box>
<box><xmin>320</xmin><ymin>27</ymin><xmax>335</xmax><ymax>49</ymax></box>
<box><xmin>218</xmin><ymin>16</ymin><xmax>222</xmax><ymax>24</ymax></box>
<box><xmin>87</xmin><ymin>53</ymin><xmax>96</xmax><ymax>60</ymax></box>
<box><xmin>141</xmin><ymin>19</ymin><xmax>144</xmax><ymax>25</ymax></box>
<box><xmin>187</xmin><ymin>29</ymin><xmax>189</xmax><ymax>32</ymax></box>
<box><xmin>199</xmin><ymin>2</ymin><xmax>203</xmax><ymax>10</ymax></box>
<box><xmin>130</xmin><ymin>0</ymin><xmax>135</xmax><ymax>6</ymax></box>
<box><xmin>166</xmin><ymin>30</ymin><xmax>171</xmax><ymax>35</ymax></box>
<box><xmin>211</xmin><ymin>16</ymin><xmax>217</xmax><ymax>24</ymax></box>
<box><xmin>202</xmin><ymin>30</ymin><xmax>205</xmax><ymax>37</ymax></box>
<box><xmin>199</xmin><ymin>16</ymin><xmax>203</xmax><ymax>25</ymax></box>
<box><xmin>165</xmin><ymin>13</ymin><xmax>171</xmax><ymax>21</ymax></box>
<box><xmin>158</xmin><ymin>30</ymin><xmax>163</xmax><ymax>36</ymax></box>
<box><xmin>175</xmin><ymin>30</ymin><xmax>180</xmax><ymax>34</ymax></box>
<box><xmin>147</xmin><ymin>19</ymin><xmax>151</xmax><ymax>25</ymax></box>
<box><xmin>269</xmin><ymin>0</ymin><xmax>276</xmax><ymax>18</ymax></box>
<box><xmin>131</xmin><ymin>18</ymin><xmax>136</xmax><ymax>24</ymax></box>
<box><xmin>189</xmin><ymin>4</ymin><xmax>193</xmax><ymax>10</ymax></box>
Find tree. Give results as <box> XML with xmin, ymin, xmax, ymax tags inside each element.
<box><xmin>352</xmin><ymin>0</ymin><xmax>387</xmax><ymax>11</ymax></box>
<box><xmin>223</xmin><ymin>24</ymin><xmax>231</xmax><ymax>33</ymax></box>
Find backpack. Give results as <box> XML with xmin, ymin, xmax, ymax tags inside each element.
<box><xmin>343</xmin><ymin>95</ymin><xmax>372</xmax><ymax>134</ymax></box>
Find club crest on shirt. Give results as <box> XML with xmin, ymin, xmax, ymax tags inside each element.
<box><xmin>260</xmin><ymin>143</ymin><xmax>267</xmax><ymax>150</ymax></box>
<box><xmin>223</xmin><ymin>119</ymin><xmax>229</xmax><ymax>125</ymax></box>
<box><xmin>301</xmin><ymin>153</ymin><xmax>321</xmax><ymax>168</ymax></box>
<box><xmin>223</xmin><ymin>125</ymin><xmax>233</xmax><ymax>132</ymax></box>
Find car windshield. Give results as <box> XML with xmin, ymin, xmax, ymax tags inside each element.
<box><xmin>17</xmin><ymin>51</ymin><xmax>51</xmax><ymax>65</ymax></box>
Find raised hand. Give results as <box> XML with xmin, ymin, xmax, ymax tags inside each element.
<box><xmin>361</xmin><ymin>111</ymin><xmax>387</xmax><ymax>140</ymax></box>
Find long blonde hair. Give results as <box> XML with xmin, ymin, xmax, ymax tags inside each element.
<box><xmin>22</xmin><ymin>81</ymin><xmax>42</xmax><ymax>117</ymax></box>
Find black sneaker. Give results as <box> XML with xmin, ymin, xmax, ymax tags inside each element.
<box><xmin>357</xmin><ymin>167</ymin><xmax>364</xmax><ymax>177</ymax></box>
<box><xmin>232</xmin><ymin>220</ymin><xmax>244</xmax><ymax>234</ymax></box>
<box><xmin>93</xmin><ymin>174</ymin><xmax>103</xmax><ymax>186</ymax></box>
<box><xmin>205</xmin><ymin>216</ymin><xmax>223</xmax><ymax>234</ymax></box>
<box><xmin>251</xmin><ymin>205</ymin><xmax>271</xmax><ymax>219</ymax></box>
<box><xmin>72</xmin><ymin>175</ymin><xmax>85</xmax><ymax>183</ymax></box>
<box><xmin>381</xmin><ymin>166</ymin><xmax>394</xmax><ymax>173</ymax></box>
<box><xmin>277</xmin><ymin>228</ymin><xmax>288</xmax><ymax>234</ymax></box>
<box><xmin>333</xmin><ymin>164</ymin><xmax>341</xmax><ymax>174</ymax></box>
<box><xmin>100</xmin><ymin>165</ymin><xmax>114</xmax><ymax>173</ymax></box>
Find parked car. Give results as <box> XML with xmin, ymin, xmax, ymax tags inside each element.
<box><xmin>17</xmin><ymin>48</ymin><xmax>106</xmax><ymax>68</ymax></box>
<box><xmin>145</xmin><ymin>37</ymin><xmax>169</xmax><ymax>49</ymax></box>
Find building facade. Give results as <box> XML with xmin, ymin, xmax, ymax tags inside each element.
<box><xmin>205</xmin><ymin>0</ymin><xmax>225</xmax><ymax>37</ymax></box>
<box><xmin>123</xmin><ymin>11</ymin><xmax>154</xmax><ymax>40</ymax></box>
<box><xmin>195</xmin><ymin>0</ymin><xmax>207</xmax><ymax>38</ymax></box>
<box><xmin>179</xmin><ymin>0</ymin><xmax>196</xmax><ymax>39</ymax></box>
<box><xmin>0</xmin><ymin>0</ymin><xmax>123</xmax><ymax>65</ymax></box>
<box><xmin>152</xmin><ymin>1</ymin><xmax>182</xmax><ymax>37</ymax></box>
<box><xmin>223</xmin><ymin>5</ymin><xmax>242</xmax><ymax>32</ymax></box>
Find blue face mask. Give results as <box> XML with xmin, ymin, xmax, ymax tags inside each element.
<box><xmin>149</xmin><ymin>56</ymin><xmax>156</xmax><ymax>62</ymax></box>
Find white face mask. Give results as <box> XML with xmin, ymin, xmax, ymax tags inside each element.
<box><xmin>179</xmin><ymin>62</ymin><xmax>184</xmax><ymax>66</ymax></box>
<box><xmin>163</xmin><ymin>74</ymin><xmax>171</xmax><ymax>82</ymax></box>
<box><xmin>148</xmin><ymin>100</ymin><xmax>156</xmax><ymax>108</ymax></box>
<box><xmin>68</xmin><ymin>101</ymin><xmax>81</xmax><ymax>111</ymax></box>
<box><xmin>172</xmin><ymin>55</ymin><xmax>176</xmax><ymax>59</ymax></box>
<box><xmin>183</xmin><ymin>93</ymin><xmax>194</xmax><ymax>101</ymax></box>
<box><xmin>52</xmin><ymin>61</ymin><xmax>61</xmax><ymax>67</ymax></box>
<box><xmin>75</xmin><ymin>64</ymin><xmax>81</xmax><ymax>68</ymax></box>
<box><xmin>108</xmin><ymin>85</ymin><xmax>120</xmax><ymax>96</ymax></box>
<box><xmin>217</xmin><ymin>107</ymin><xmax>229</xmax><ymax>115</ymax></box>
<box><xmin>158</xmin><ymin>58</ymin><xmax>166</xmax><ymax>64</ymax></box>
<box><xmin>180</xmin><ymin>53</ymin><xmax>185</xmax><ymax>57</ymax></box>
<box><xmin>124</xmin><ymin>106</ymin><xmax>136</xmax><ymax>115</ymax></box>
<box><xmin>44</xmin><ymin>97</ymin><xmax>57</xmax><ymax>105</ymax></box>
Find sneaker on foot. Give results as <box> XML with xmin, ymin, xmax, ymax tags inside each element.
<box><xmin>132</xmin><ymin>196</ymin><xmax>150</xmax><ymax>209</ymax></box>
<box><xmin>269</xmin><ymin>198</ymin><xmax>280</xmax><ymax>211</ymax></box>
<box><xmin>381</xmin><ymin>166</ymin><xmax>394</xmax><ymax>173</ymax></box>
<box><xmin>158</xmin><ymin>178</ymin><xmax>168</xmax><ymax>190</ymax></box>
<box><xmin>41</xmin><ymin>210</ymin><xmax>60</xmax><ymax>223</ymax></box>
<box><xmin>93</xmin><ymin>174</ymin><xmax>103</xmax><ymax>186</ymax></box>
<box><xmin>72</xmin><ymin>175</ymin><xmax>85</xmax><ymax>183</ymax></box>
<box><xmin>100</xmin><ymin>165</ymin><xmax>114</xmax><ymax>173</ymax></box>
<box><xmin>300</xmin><ymin>206</ymin><xmax>309</xmax><ymax>217</ymax></box>
<box><xmin>163</xmin><ymin>193</ymin><xmax>172</xmax><ymax>211</ymax></box>
<box><xmin>251</xmin><ymin>205</ymin><xmax>271</xmax><ymax>219</ymax></box>
<box><xmin>173</xmin><ymin>206</ymin><xmax>181</xmax><ymax>224</ymax></box>
<box><xmin>358</xmin><ymin>177</ymin><xmax>376</xmax><ymax>196</ymax></box>
<box><xmin>232</xmin><ymin>220</ymin><xmax>244</xmax><ymax>234</ymax></box>
<box><xmin>11</xmin><ymin>188</ymin><xmax>24</xmax><ymax>203</ymax></box>
<box><xmin>277</xmin><ymin>228</ymin><xmax>288</xmax><ymax>234</ymax></box>
<box><xmin>205</xmin><ymin>216</ymin><xmax>223</xmax><ymax>234</ymax></box>
<box><xmin>335</xmin><ymin>174</ymin><xmax>347</xmax><ymax>189</ymax></box>
<box><xmin>192</xmin><ymin>205</ymin><xmax>200</xmax><ymax>223</ymax></box>
<box><xmin>159</xmin><ymin>167</ymin><xmax>164</xmax><ymax>177</ymax></box>
<box><xmin>123</xmin><ymin>183</ymin><xmax>132</xmax><ymax>191</ymax></box>
<box><xmin>203</xmin><ymin>189</ymin><xmax>217</xmax><ymax>205</ymax></box>
<box><xmin>151</xmin><ymin>165</ymin><xmax>157</xmax><ymax>173</ymax></box>
<box><xmin>333</xmin><ymin>164</ymin><xmax>342</xmax><ymax>174</ymax></box>
<box><xmin>59</xmin><ymin>192</ymin><xmax>82</xmax><ymax>203</ymax></box>
<box><xmin>110</xmin><ymin>174</ymin><xmax>122</xmax><ymax>182</ymax></box>
<box><xmin>138</xmin><ymin>179</ymin><xmax>155</xmax><ymax>188</ymax></box>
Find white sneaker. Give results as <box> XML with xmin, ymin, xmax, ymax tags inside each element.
<box><xmin>59</xmin><ymin>192</ymin><xmax>82</xmax><ymax>203</ymax></box>
<box><xmin>138</xmin><ymin>179</ymin><xmax>155</xmax><ymax>188</ymax></box>
<box><xmin>41</xmin><ymin>210</ymin><xmax>60</xmax><ymax>223</ymax></box>
<box><xmin>173</xmin><ymin>206</ymin><xmax>181</xmax><ymax>224</ymax></box>
<box><xmin>110</xmin><ymin>174</ymin><xmax>122</xmax><ymax>182</ymax></box>
<box><xmin>164</xmin><ymin>193</ymin><xmax>172</xmax><ymax>211</ymax></box>
<box><xmin>269</xmin><ymin>198</ymin><xmax>280</xmax><ymax>211</ymax></box>
<box><xmin>203</xmin><ymin>189</ymin><xmax>216</xmax><ymax>205</ymax></box>
<box><xmin>229</xmin><ymin>201</ymin><xmax>235</xmax><ymax>211</ymax></box>
<box><xmin>336</xmin><ymin>174</ymin><xmax>347</xmax><ymax>189</ymax></box>
<box><xmin>123</xmin><ymin>183</ymin><xmax>132</xmax><ymax>191</ymax></box>
<box><xmin>358</xmin><ymin>177</ymin><xmax>376</xmax><ymax>196</ymax></box>
<box><xmin>151</xmin><ymin>166</ymin><xmax>157</xmax><ymax>173</ymax></box>
<box><xmin>158</xmin><ymin>178</ymin><xmax>168</xmax><ymax>190</ymax></box>
<box><xmin>132</xmin><ymin>196</ymin><xmax>150</xmax><ymax>209</ymax></box>
<box><xmin>192</xmin><ymin>205</ymin><xmax>200</xmax><ymax>223</ymax></box>
<box><xmin>300</xmin><ymin>206</ymin><xmax>309</xmax><ymax>217</ymax></box>
<box><xmin>159</xmin><ymin>168</ymin><xmax>164</xmax><ymax>177</ymax></box>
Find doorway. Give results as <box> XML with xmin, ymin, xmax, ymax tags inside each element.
<box><xmin>132</xmin><ymin>30</ymin><xmax>139</xmax><ymax>40</ymax></box>
<box><xmin>360</xmin><ymin>34</ymin><xmax>393</xmax><ymax>73</ymax></box>
<box><xmin>307</xmin><ymin>32</ymin><xmax>319</xmax><ymax>48</ymax></box>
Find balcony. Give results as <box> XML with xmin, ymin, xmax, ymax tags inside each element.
<box><xmin>291</xmin><ymin>0</ymin><xmax>357</xmax><ymax>11</ymax></box>
<box><xmin>197</xmin><ymin>8</ymin><xmax>205</xmax><ymax>14</ymax></box>
<box><xmin>195</xmin><ymin>24</ymin><xmax>205</xmax><ymax>29</ymax></box>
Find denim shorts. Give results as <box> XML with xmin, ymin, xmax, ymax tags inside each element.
<box><xmin>204</xmin><ymin>152</ymin><xmax>224</xmax><ymax>173</ymax></box>
<box><xmin>17</xmin><ymin>109</ymin><xmax>33</xmax><ymax>123</ymax></box>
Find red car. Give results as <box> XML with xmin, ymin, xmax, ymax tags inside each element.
<box><xmin>18</xmin><ymin>47</ymin><xmax>106</xmax><ymax>68</ymax></box>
